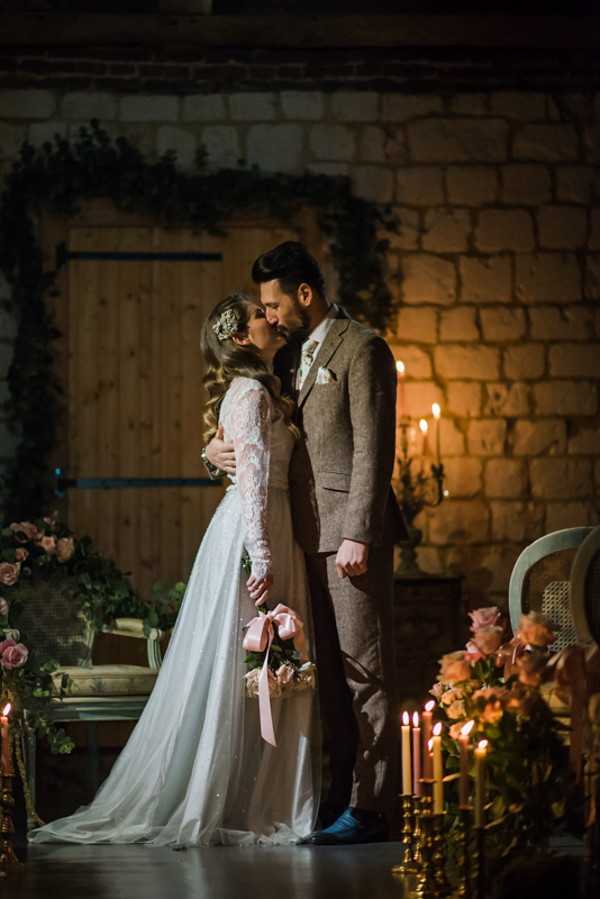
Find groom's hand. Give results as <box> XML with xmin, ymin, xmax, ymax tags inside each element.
<box><xmin>335</xmin><ymin>539</ymin><xmax>369</xmax><ymax>579</ymax></box>
<box><xmin>207</xmin><ymin>426</ymin><xmax>236</xmax><ymax>474</ymax></box>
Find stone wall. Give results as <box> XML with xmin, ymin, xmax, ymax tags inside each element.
<box><xmin>0</xmin><ymin>86</ymin><xmax>599</xmax><ymax>608</ymax></box>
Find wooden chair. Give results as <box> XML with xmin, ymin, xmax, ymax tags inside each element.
<box><xmin>571</xmin><ymin>526</ymin><xmax>600</xmax><ymax>649</ymax></box>
<box><xmin>508</xmin><ymin>527</ymin><xmax>594</xmax><ymax>652</ymax></box>
<box><xmin>16</xmin><ymin>598</ymin><xmax>163</xmax><ymax>819</ymax></box>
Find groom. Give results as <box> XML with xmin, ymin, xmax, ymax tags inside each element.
<box><xmin>206</xmin><ymin>241</ymin><xmax>407</xmax><ymax>844</ymax></box>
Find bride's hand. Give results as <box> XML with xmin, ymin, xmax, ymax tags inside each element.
<box><xmin>207</xmin><ymin>426</ymin><xmax>237</xmax><ymax>474</ymax></box>
<box><xmin>247</xmin><ymin>571</ymin><xmax>273</xmax><ymax>607</ymax></box>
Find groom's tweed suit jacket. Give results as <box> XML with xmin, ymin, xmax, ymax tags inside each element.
<box><xmin>275</xmin><ymin>307</ymin><xmax>408</xmax><ymax>555</ymax></box>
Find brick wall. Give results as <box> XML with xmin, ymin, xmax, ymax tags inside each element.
<box><xmin>0</xmin><ymin>86</ymin><xmax>599</xmax><ymax>607</ymax></box>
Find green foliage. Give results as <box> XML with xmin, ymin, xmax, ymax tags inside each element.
<box><xmin>0</xmin><ymin>121</ymin><xmax>398</xmax><ymax>519</ymax></box>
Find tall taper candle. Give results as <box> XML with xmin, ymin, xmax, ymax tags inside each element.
<box><xmin>432</xmin><ymin>722</ymin><xmax>444</xmax><ymax>814</ymax></box>
<box><xmin>0</xmin><ymin>702</ymin><xmax>13</xmax><ymax>776</ymax></box>
<box><xmin>458</xmin><ymin>720</ymin><xmax>475</xmax><ymax>809</ymax></box>
<box><xmin>401</xmin><ymin>710</ymin><xmax>412</xmax><ymax>795</ymax></box>
<box><xmin>432</xmin><ymin>402</ymin><xmax>441</xmax><ymax>464</ymax></box>
<box><xmin>422</xmin><ymin>700</ymin><xmax>435</xmax><ymax>780</ymax></box>
<box><xmin>474</xmin><ymin>739</ymin><xmax>488</xmax><ymax>828</ymax></box>
<box><xmin>396</xmin><ymin>360</ymin><xmax>406</xmax><ymax>419</ymax></box>
<box><xmin>412</xmin><ymin>711</ymin><xmax>422</xmax><ymax>797</ymax></box>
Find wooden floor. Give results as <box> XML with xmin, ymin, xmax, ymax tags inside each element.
<box><xmin>6</xmin><ymin>843</ymin><xmax>409</xmax><ymax>899</ymax></box>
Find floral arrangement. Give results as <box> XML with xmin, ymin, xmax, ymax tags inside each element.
<box><xmin>431</xmin><ymin>606</ymin><xmax>569</xmax><ymax>861</ymax></box>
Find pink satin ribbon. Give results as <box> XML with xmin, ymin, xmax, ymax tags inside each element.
<box><xmin>243</xmin><ymin>604</ymin><xmax>307</xmax><ymax>746</ymax></box>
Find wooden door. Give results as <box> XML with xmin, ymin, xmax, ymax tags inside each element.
<box><xmin>43</xmin><ymin>204</ymin><xmax>303</xmax><ymax>599</ymax></box>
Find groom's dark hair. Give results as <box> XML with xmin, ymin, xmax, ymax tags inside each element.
<box><xmin>252</xmin><ymin>241</ymin><xmax>325</xmax><ymax>299</ymax></box>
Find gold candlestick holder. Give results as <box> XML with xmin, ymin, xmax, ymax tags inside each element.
<box><xmin>392</xmin><ymin>795</ymin><xmax>419</xmax><ymax>877</ymax></box>
<box><xmin>432</xmin><ymin>812</ymin><xmax>452</xmax><ymax>897</ymax></box>
<box><xmin>452</xmin><ymin>808</ymin><xmax>473</xmax><ymax>899</ymax></box>
<box><xmin>414</xmin><ymin>795</ymin><xmax>436</xmax><ymax>899</ymax></box>
<box><xmin>0</xmin><ymin>774</ymin><xmax>19</xmax><ymax>869</ymax></box>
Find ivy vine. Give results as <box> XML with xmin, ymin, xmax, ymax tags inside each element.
<box><xmin>0</xmin><ymin>121</ymin><xmax>398</xmax><ymax>519</ymax></box>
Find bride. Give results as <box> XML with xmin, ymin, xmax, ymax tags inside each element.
<box><xmin>29</xmin><ymin>292</ymin><xmax>318</xmax><ymax>847</ymax></box>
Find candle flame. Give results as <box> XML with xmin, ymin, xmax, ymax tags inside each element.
<box><xmin>431</xmin><ymin>402</ymin><xmax>441</xmax><ymax>419</ymax></box>
<box><xmin>461</xmin><ymin>720</ymin><xmax>475</xmax><ymax>737</ymax></box>
<box><xmin>396</xmin><ymin>360</ymin><xmax>406</xmax><ymax>375</ymax></box>
<box><xmin>427</xmin><ymin>738</ymin><xmax>434</xmax><ymax>752</ymax></box>
<box><xmin>433</xmin><ymin>722</ymin><xmax>442</xmax><ymax>736</ymax></box>
<box><xmin>418</xmin><ymin>418</ymin><xmax>429</xmax><ymax>434</ymax></box>
<box><xmin>402</xmin><ymin>710</ymin><xmax>410</xmax><ymax>726</ymax></box>
<box><xmin>477</xmin><ymin>740</ymin><xmax>488</xmax><ymax>752</ymax></box>
<box><xmin>1</xmin><ymin>703</ymin><xmax>10</xmax><ymax>716</ymax></box>
<box><xmin>412</xmin><ymin>711</ymin><xmax>419</xmax><ymax>727</ymax></box>
<box><xmin>424</xmin><ymin>700</ymin><xmax>435</xmax><ymax>712</ymax></box>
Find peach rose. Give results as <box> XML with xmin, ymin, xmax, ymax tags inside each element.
<box><xmin>0</xmin><ymin>597</ymin><xmax>8</xmax><ymax>617</ymax></box>
<box><xmin>276</xmin><ymin>663</ymin><xmax>295</xmax><ymax>686</ymax></box>
<box><xmin>439</xmin><ymin>651</ymin><xmax>471</xmax><ymax>684</ymax></box>
<box><xmin>430</xmin><ymin>681</ymin><xmax>445</xmax><ymax>700</ymax></box>
<box><xmin>440</xmin><ymin>687</ymin><xmax>463</xmax><ymax>706</ymax></box>
<box><xmin>0</xmin><ymin>562</ymin><xmax>20</xmax><ymax>586</ymax></box>
<box><xmin>465</xmin><ymin>641</ymin><xmax>484</xmax><ymax>662</ymax></box>
<box><xmin>38</xmin><ymin>535</ymin><xmax>57</xmax><ymax>555</ymax></box>
<box><xmin>1</xmin><ymin>641</ymin><xmax>29</xmax><ymax>669</ymax></box>
<box><xmin>470</xmin><ymin>625</ymin><xmax>504</xmax><ymax>657</ymax></box>
<box><xmin>480</xmin><ymin>700</ymin><xmax>503</xmax><ymax>724</ymax></box>
<box><xmin>469</xmin><ymin>606</ymin><xmax>502</xmax><ymax>632</ymax></box>
<box><xmin>56</xmin><ymin>537</ymin><xmax>75</xmax><ymax>563</ymax></box>
<box><xmin>516</xmin><ymin>612</ymin><xmax>555</xmax><ymax>648</ymax></box>
<box><xmin>14</xmin><ymin>547</ymin><xmax>29</xmax><ymax>562</ymax></box>
<box><xmin>446</xmin><ymin>699</ymin><xmax>466</xmax><ymax>720</ymax></box>
<box><xmin>9</xmin><ymin>521</ymin><xmax>41</xmax><ymax>543</ymax></box>
<box><xmin>449</xmin><ymin>722</ymin><xmax>464</xmax><ymax>740</ymax></box>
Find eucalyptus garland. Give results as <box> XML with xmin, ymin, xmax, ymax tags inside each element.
<box><xmin>0</xmin><ymin>121</ymin><xmax>398</xmax><ymax>519</ymax></box>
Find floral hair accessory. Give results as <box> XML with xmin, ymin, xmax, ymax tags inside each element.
<box><xmin>212</xmin><ymin>307</ymin><xmax>241</xmax><ymax>342</ymax></box>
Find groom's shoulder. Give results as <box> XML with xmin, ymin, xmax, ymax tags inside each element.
<box><xmin>340</xmin><ymin>314</ymin><xmax>392</xmax><ymax>354</ymax></box>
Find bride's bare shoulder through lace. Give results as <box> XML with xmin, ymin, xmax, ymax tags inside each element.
<box><xmin>220</xmin><ymin>378</ymin><xmax>273</xmax><ymax>582</ymax></box>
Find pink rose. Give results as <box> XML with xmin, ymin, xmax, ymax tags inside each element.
<box><xmin>43</xmin><ymin>513</ymin><xmax>59</xmax><ymax>531</ymax></box>
<box><xmin>515</xmin><ymin>612</ymin><xmax>555</xmax><ymax>648</ymax></box>
<box><xmin>0</xmin><ymin>597</ymin><xmax>8</xmax><ymax>617</ymax></box>
<box><xmin>446</xmin><ymin>699</ymin><xmax>466</xmax><ymax>720</ymax></box>
<box><xmin>430</xmin><ymin>681</ymin><xmax>445</xmax><ymax>700</ymax></box>
<box><xmin>439</xmin><ymin>651</ymin><xmax>471</xmax><ymax>684</ymax></box>
<box><xmin>449</xmin><ymin>722</ymin><xmax>464</xmax><ymax>740</ymax></box>
<box><xmin>14</xmin><ymin>547</ymin><xmax>29</xmax><ymax>562</ymax></box>
<box><xmin>1</xmin><ymin>641</ymin><xmax>29</xmax><ymax>669</ymax></box>
<box><xmin>38</xmin><ymin>535</ymin><xmax>57</xmax><ymax>555</ymax></box>
<box><xmin>0</xmin><ymin>638</ymin><xmax>15</xmax><ymax>654</ymax></box>
<box><xmin>276</xmin><ymin>663</ymin><xmax>295</xmax><ymax>686</ymax></box>
<box><xmin>470</xmin><ymin>625</ymin><xmax>504</xmax><ymax>657</ymax></box>
<box><xmin>465</xmin><ymin>641</ymin><xmax>484</xmax><ymax>662</ymax></box>
<box><xmin>469</xmin><ymin>606</ymin><xmax>502</xmax><ymax>632</ymax></box>
<box><xmin>9</xmin><ymin>521</ymin><xmax>42</xmax><ymax>543</ymax></box>
<box><xmin>56</xmin><ymin>537</ymin><xmax>75</xmax><ymax>563</ymax></box>
<box><xmin>0</xmin><ymin>562</ymin><xmax>20</xmax><ymax>586</ymax></box>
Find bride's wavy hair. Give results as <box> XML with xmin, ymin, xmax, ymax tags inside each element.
<box><xmin>201</xmin><ymin>291</ymin><xmax>298</xmax><ymax>442</ymax></box>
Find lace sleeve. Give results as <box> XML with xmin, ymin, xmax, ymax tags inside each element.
<box><xmin>225</xmin><ymin>380</ymin><xmax>272</xmax><ymax>582</ymax></box>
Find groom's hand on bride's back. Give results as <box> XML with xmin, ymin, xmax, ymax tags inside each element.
<box><xmin>335</xmin><ymin>539</ymin><xmax>369</xmax><ymax>579</ymax></box>
<box><xmin>206</xmin><ymin>426</ymin><xmax>237</xmax><ymax>474</ymax></box>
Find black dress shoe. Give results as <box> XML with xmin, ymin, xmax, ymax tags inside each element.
<box><xmin>300</xmin><ymin>807</ymin><xmax>388</xmax><ymax>846</ymax></box>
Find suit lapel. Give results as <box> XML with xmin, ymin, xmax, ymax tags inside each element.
<box><xmin>298</xmin><ymin>312</ymin><xmax>351</xmax><ymax>407</ymax></box>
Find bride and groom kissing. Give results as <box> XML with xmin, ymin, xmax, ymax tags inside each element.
<box><xmin>30</xmin><ymin>240</ymin><xmax>407</xmax><ymax>849</ymax></box>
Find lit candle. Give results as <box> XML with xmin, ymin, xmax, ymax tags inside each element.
<box><xmin>418</xmin><ymin>417</ymin><xmax>429</xmax><ymax>458</ymax></box>
<box><xmin>432</xmin><ymin>402</ymin><xmax>441</xmax><ymax>464</ymax></box>
<box><xmin>396</xmin><ymin>360</ymin><xmax>406</xmax><ymax>419</ymax></box>
<box><xmin>401</xmin><ymin>710</ymin><xmax>412</xmax><ymax>796</ymax></box>
<box><xmin>432</xmin><ymin>722</ymin><xmax>444</xmax><ymax>814</ymax></box>
<box><xmin>422</xmin><ymin>700</ymin><xmax>435</xmax><ymax>780</ymax></box>
<box><xmin>412</xmin><ymin>711</ymin><xmax>422</xmax><ymax>797</ymax></box>
<box><xmin>458</xmin><ymin>719</ymin><xmax>475</xmax><ymax>809</ymax></box>
<box><xmin>0</xmin><ymin>702</ymin><xmax>13</xmax><ymax>776</ymax></box>
<box><xmin>474</xmin><ymin>739</ymin><xmax>488</xmax><ymax>828</ymax></box>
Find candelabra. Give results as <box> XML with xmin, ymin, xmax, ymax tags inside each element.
<box><xmin>392</xmin><ymin>792</ymin><xmax>453</xmax><ymax>899</ymax></box>
<box><xmin>395</xmin><ymin>417</ymin><xmax>446</xmax><ymax>575</ymax></box>
<box><xmin>0</xmin><ymin>773</ymin><xmax>18</xmax><ymax>869</ymax></box>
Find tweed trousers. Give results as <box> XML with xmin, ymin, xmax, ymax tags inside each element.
<box><xmin>305</xmin><ymin>545</ymin><xmax>397</xmax><ymax>816</ymax></box>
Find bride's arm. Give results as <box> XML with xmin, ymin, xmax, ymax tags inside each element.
<box><xmin>227</xmin><ymin>382</ymin><xmax>273</xmax><ymax>602</ymax></box>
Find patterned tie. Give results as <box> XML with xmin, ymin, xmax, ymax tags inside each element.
<box><xmin>297</xmin><ymin>339</ymin><xmax>319</xmax><ymax>392</ymax></box>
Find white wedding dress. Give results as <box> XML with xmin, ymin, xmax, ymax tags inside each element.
<box><xmin>30</xmin><ymin>377</ymin><xmax>318</xmax><ymax>847</ymax></box>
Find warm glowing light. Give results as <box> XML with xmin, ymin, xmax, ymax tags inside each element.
<box><xmin>477</xmin><ymin>740</ymin><xmax>488</xmax><ymax>752</ymax></box>
<box><xmin>418</xmin><ymin>418</ymin><xmax>429</xmax><ymax>433</ymax></box>
<box><xmin>396</xmin><ymin>360</ymin><xmax>406</xmax><ymax>375</ymax></box>
<box><xmin>402</xmin><ymin>710</ymin><xmax>410</xmax><ymax>726</ymax></box>
<box><xmin>412</xmin><ymin>711</ymin><xmax>419</xmax><ymax>727</ymax></box>
<box><xmin>432</xmin><ymin>402</ymin><xmax>441</xmax><ymax>419</ymax></box>
<box><xmin>424</xmin><ymin>700</ymin><xmax>435</xmax><ymax>712</ymax></box>
<box><xmin>443</xmin><ymin>489</ymin><xmax>450</xmax><ymax>498</ymax></box>
<box><xmin>1</xmin><ymin>704</ymin><xmax>10</xmax><ymax>716</ymax></box>
<box><xmin>428</xmin><ymin>738</ymin><xmax>434</xmax><ymax>752</ymax></box>
<box><xmin>461</xmin><ymin>720</ymin><xmax>475</xmax><ymax>737</ymax></box>
<box><xmin>433</xmin><ymin>722</ymin><xmax>442</xmax><ymax>737</ymax></box>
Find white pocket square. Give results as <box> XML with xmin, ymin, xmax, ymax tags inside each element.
<box><xmin>316</xmin><ymin>367</ymin><xmax>336</xmax><ymax>384</ymax></box>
